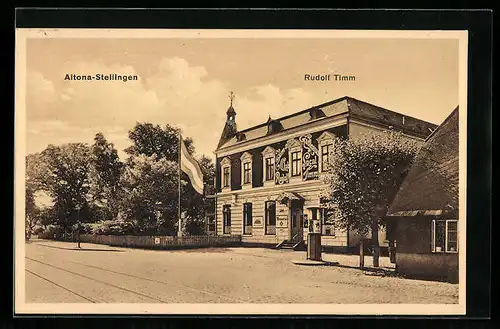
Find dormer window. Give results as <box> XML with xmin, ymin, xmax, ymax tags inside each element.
<box><xmin>266</xmin><ymin>117</ymin><xmax>283</xmax><ymax>136</ymax></box>
<box><xmin>220</xmin><ymin>157</ymin><xmax>231</xmax><ymax>190</ymax></box>
<box><xmin>240</xmin><ymin>152</ymin><xmax>253</xmax><ymax>188</ymax></box>
<box><xmin>317</xmin><ymin>132</ymin><xmax>336</xmax><ymax>173</ymax></box>
<box><xmin>261</xmin><ymin>146</ymin><xmax>276</xmax><ymax>186</ymax></box>
<box><xmin>236</xmin><ymin>132</ymin><xmax>246</xmax><ymax>142</ymax></box>
<box><xmin>309</xmin><ymin>107</ymin><xmax>326</xmax><ymax>120</ymax></box>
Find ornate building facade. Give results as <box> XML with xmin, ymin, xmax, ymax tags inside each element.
<box><xmin>213</xmin><ymin>96</ymin><xmax>437</xmax><ymax>250</ymax></box>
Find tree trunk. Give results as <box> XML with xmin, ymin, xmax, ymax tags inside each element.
<box><xmin>359</xmin><ymin>239</ymin><xmax>365</xmax><ymax>269</ymax></box>
<box><xmin>388</xmin><ymin>239</ymin><xmax>396</xmax><ymax>263</ymax></box>
<box><xmin>371</xmin><ymin>223</ymin><xmax>380</xmax><ymax>268</ymax></box>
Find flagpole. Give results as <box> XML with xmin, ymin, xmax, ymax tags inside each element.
<box><xmin>178</xmin><ymin>132</ymin><xmax>182</xmax><ymax>237</ymax></box>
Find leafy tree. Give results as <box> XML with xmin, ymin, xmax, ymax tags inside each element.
<box><xmin>124</xmin><ymin>122</ymin><xmax>215</xmax><ymax>236</ymax></box>
<box><xmin>25</xmin><ymin>186</ymin><xmax>38</xmax><ymax>240</ymax></box>
<box><xmin>39</xmin><ymin>143</ymin><xmax>91</xmax><ymax>232</ymax></box>
<box><xmin>323</xmin><ymin>131</ymin><xmax>417</xmax><ymax>267</ymax></box>
<box><xmin>89</xmin><ymin>133</ymin><xmax>123</xmax><ymax>220</ymax></box>
<box><xmin>25</xmin><ymin>153</ymin><xmax>48</xmax><ymax>240</ymax></box>
<box><xmin>120</xmin><ymin>155</ymin><xmax>179</xmax><ymax>235</ymax></box>
<box><xmin>125</xmin><ymin>123</ymin><xmax>194</xmax><ymax>161</ymax></box>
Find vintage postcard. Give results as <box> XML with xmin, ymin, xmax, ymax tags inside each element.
<box><xmin>15</xmin><ymin>28</ymin><xmax>468</xmax><ymax>315</ymax></box>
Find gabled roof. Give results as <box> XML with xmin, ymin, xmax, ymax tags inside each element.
<box><xmin>387</xmin><ymin>107</ymin><xmax>459</xmax><ymax>217</ymax></box>
<box><xmin>215</xmin><ymin>96</ymin><xmax>438</xmax><ymax>151</ymax></box>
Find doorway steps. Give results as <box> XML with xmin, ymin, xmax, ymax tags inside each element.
<box><xmin>276</xmin><ymin>240</ymin><xmax>306</xmax><ymax>251</ymax></box>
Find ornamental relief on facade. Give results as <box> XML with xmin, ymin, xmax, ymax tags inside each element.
<box><xmin>299</xmin><ymin>134</ymin><xmax>319</xmax><ymax>180</ymax></box>
<box><xmin>274</xmin><ymin>134</ymin><xmax>320</xmax><ymax>185</ymax></box>
<box><xmin>275</xmin><ymin>147</ymin><xmax>289</xmax><ymax>185</ymax></box>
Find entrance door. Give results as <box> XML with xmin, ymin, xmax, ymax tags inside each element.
<box><xmin>290</xmin><ymin>204</ymin><xmax>303</xmax><ymax>242</ymax></box>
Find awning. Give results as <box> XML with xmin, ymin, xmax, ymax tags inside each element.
<box><xmin>276</xmin><ymin>191</ymin><xmax>304</xmax><ymax>204</ymax></box>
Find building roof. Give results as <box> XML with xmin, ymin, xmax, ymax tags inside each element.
<box><xmin>215</xmin><ymin>96</ymin><xmax>438</xmax><ymax>151</ymax></box>
<box><xmin>387</xmin><ymin>107</ymin><xmax>459</xmax><ymax>217</ymax></box>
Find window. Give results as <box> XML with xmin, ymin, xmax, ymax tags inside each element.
<box><xmin>320</xmin><ymin>208</ymin><xmax>335</xmax><ymax>236</ymax></box>
<box><xmin>243</xmin><ymin>203</ymin><xmax>252</xmax><ymax>235</ymax></box>
<box><xmin>220</xmin><ymin>157</ymin><xmax>232</xmax><ymax>190</ymax></box>
<box><xmin>431</xmin><ymin>219</ymin><xmax>458</xmax><ymax>253</ymax></box>
<box><xmin>207</xmin><ymin>215</ymin><xmax>216</xmax><ymax>233</ymax></box>
<box><xmin>265</xmin><ymin>157</ymin><xmax>275</xmax><ymax>181</ymax></box>
<box><xmin>265</xmin><ymin>201</ymin><xmax>276</xmax><ymax>235</ymax></box>
<box><xmin>240</xmin><ymin>152</ymin><xmax>253</xmax><ymax>188</ymax></box>
<box><xmin>223</xmin><ymin>167</ymin><xmax>230</xmax><ymax>187</ymax></box>
<box><xmin>317</xmin><ymin>132</ymin><xmax>335</xmax><ymax>173</ymax></box>
<box><xmin>291</xmin><ymin>151</ymin><xmax>301</xmax><ymax>177</ymax></box>
<box><xmin>321</xmin><ymin>144</ymin><xmax>332</xmax><ymax>172</ymax></box>
<box><xmin>262</xmin><ymin>146</ymin><xmax>276</xmax><ymax>185</ymax></box>
<box><xmin>223</xmin><ymin>205</ymin><xmax>231</xmax><ymax>234</ymax></box>
<box><xmin>243</xmin><ymin>162</ymin><xmax>251</xmax><ymax>184</ymax></box>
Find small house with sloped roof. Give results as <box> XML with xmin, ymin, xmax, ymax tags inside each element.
<box><xmin>387</xmin><ymin>107</ymin><xmax>459</xmax><ymax>282</ymax></box>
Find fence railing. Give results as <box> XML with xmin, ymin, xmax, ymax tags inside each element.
<box><xmin>50</xmin><ymin>234</ymin><xmax>242</xmax><ymax>249</ymax></box>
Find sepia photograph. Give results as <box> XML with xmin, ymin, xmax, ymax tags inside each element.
<box><xmin>14</xmin><ymin>28</ymin><xmax>468</xmax><ymax>315</ymax></box>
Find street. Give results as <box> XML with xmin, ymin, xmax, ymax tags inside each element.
<box><xmin>25</xmin><ymin>239</ymin><xmax>459</xmax><ymax>304</ymax></box>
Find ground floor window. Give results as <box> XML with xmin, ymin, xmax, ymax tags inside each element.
<box><xmin>207</xmin><ymin>214</ymin><xmax>216</xmax><ymax>234</ymax></box>
<box><xmin>320</xmin><ymin>208</ymin><xmax>335</xmax><ymax>236</ymax></box>
<box><xmin>223</xmin><ymin>205</ymin><xmax>231</xmax><ymax>234</ymax></box>
<box><xmin>243</xmin><ymin>203</ymin><xmax>252</xmax><ymax>235</ymax></box>
<box><xmin>265</xmin><ymin>201</ymin><xmax>276</xmax><ymax>235</ymax></box>
<box><xmin>431</xmin><ymin>219</ymin><xmax>458</xmax><ymax>253</ymax></box>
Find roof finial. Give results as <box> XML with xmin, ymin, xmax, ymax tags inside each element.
<box><xmin>229</xmin><ymin>91</ymin><xmax>235</xmax><ymax>106</ymax></box>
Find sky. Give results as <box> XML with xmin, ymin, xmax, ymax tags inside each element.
<box><xmin>25</xmin><ymin>36</ymin><xmax>459</xmax><ymax>160</ymax></box>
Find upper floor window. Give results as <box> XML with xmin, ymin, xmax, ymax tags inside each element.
<box><xmin>240</xmin><ymin>152</ymin><xmax>253</xmax><ymax>187</ymax></box>
<box><xmin>291</xmin><ymin>151</ymin><xmax>301</xmax><ymax>177</ymax></box>
<box><xmin>317</xmin><ymin>131</ymin><xmax>336</xmax><ymax>172</ymax></box>
<box><xmin>265</xmin><ymin>157</ymin><xmax>275</xmax><ymax>181</ymax></box>
<box><xmin>223</xmin><ymin>168</ymin><xmax>230</xmax><ymax>187</ymax></box>
<box><xmin>431</xmin><ymin>219</ymin><xmax>458</xmax><ymax>253</ymax></box>
<box><xmin>220</xmin><ymin>157</ymin><xmax>231</xmax><ymax>189</ymax></box>
<box><xmin>321</xmin><ymin>144</ymin><xmax>332</xmax><ymax>172</ymax></box>
<box><xmin>261</xmin><ymin>146</ymin><xmax>276</xmax><ymax>185</ymax></box>
<box><xmin>243</xmin><ymin>162</ymin><xmax>251</xmax><ymax>184</ymax></box>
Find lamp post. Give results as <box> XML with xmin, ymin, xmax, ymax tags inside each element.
<box><xmin>75</xmin><ymin>205</ymin><xmax>81</xmax><ymax>249</ymax></box>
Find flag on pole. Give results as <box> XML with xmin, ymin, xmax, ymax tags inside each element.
<box><xmin>180</xmin><ymin>136</ymin><xmax>204</xmax><ymax>195</ymax></box>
